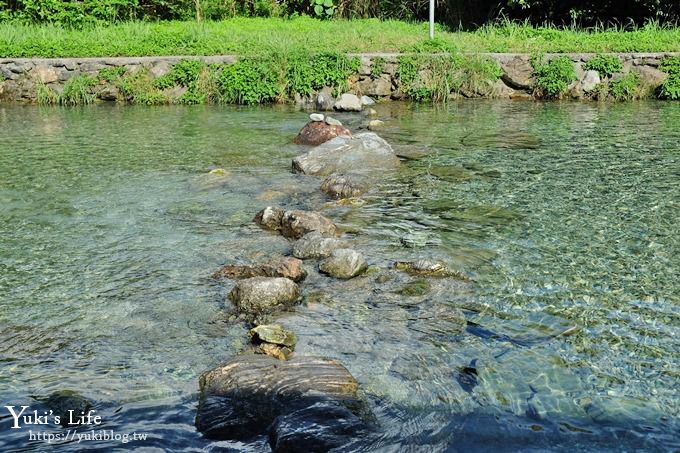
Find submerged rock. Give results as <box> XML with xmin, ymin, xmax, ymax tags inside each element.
<box><xmin>280</xmin><ymin>210</ymin><xmax>337</xmax><ymax>240</ymax></box>
<box><xmin>292</xmin><ymin>132</ymin><xmax>400</xmax><ymax>177</ymax></box>
<box><xmin>43</xmin><ymin>391</ymin><xmax>92</xmax><ymax>427</ymax></box>
<box><xmin>333</xmin><ymin>93</ymin><xmax>362</xmax><ymax>112</ymax></box>
<box><xmin>320</xmin><ymin>173</ymin><xmax>367</xmax><ymax>199</ymax></box>
<box><xmin>196</xmin><ymin>355</ymin><xmax>365</xmax><ymax>441</ymax></box>
<box><xmin>269</xmin><ymin>402</ymin><xmax>368</xmax><ymax>452</ymax></box>
<box><xmin>292</xmin><ymin>231</ymin><xmax>349</xmax><ymax>259</ymax></box>
<box><xmin>213</xmin><ymin>257</ymin><xmax>307</xmax><ymax>283</ymax></box>
<box><xmin>229</xmin><ymin>277</ymin><xmax>301</xmax><ymax>317</ymax></box>
<box><xmin>294</xmin><ymin>120</ymin><xmax>352</xmax><ymax>146</ymax></box>
<box><xmin>394</xmin><ymin>260</ymin><xmax>470</xmax><ymax>280</ymax></box>
<box><xmin>319</xmin><ymin>249</ymin><xmax>368</xmax><ymax>279</ymax></box>
<box><xmin>397</xmin><ymin>278</ymin><xmax>432</xmax><ymax>297</ymax></box>
<box><xmin>368</xmin><ymin>119</ymin><xmax>384</xmax><ymax>130</ymax></box>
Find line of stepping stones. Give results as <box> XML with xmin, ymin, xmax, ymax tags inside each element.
<box><xmin>195</xmin><ymin>112</ymin><xmax>465</xmax><ymax>451</ymax></box>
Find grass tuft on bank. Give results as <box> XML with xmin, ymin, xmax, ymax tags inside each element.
<box><xmin>1</xmin><ymin>17</ymin><xmax>680</xmax><ymax>58</ymax></box>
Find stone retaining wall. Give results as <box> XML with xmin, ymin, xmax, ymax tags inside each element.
<box><xmin>0</xmin><ymin>53</ymin><xmax>677</xmax><ymax>103</ymax></box>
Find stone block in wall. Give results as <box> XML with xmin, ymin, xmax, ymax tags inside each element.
<box><xmin>580</xmin><ymin>70</ymin><xmax>601</xmax><ymax>93</ymax></box>
<box><xmin>31</xmin><ymin>65</ymin><xmax>59</xmax><ymax>83</ymax></box>
<box><xmin>358</xmin><ymin>56</ymin><xmax>372</xmax><ymax>76</ymax></box>
<box><xmin>57</xmin><ymin>69</ymin><xmax>77</xmax><ymax>82</ymax></box>
<box><xmin>150</xmin><ymin>61</ymin><xmax>171</xmax><ymax>78</ymax></box>
<box><xmin>356</xmin><ymin>74</ymin><xmax>392</xmax><ymax>97</ymax></box>
<box><xmin>1</xmin><ymin>67</ymin><xmax>20</xmax><ymax>80</ymax></box>
<box><xmin>500</xmin><ymin>55</ymin><xmax>533</xmax><ymax>90</ymax></box>
<box><xmin>383</xmin><ymin>62</ymin><xmax>398</xmax><ymax>76</ymax></box>
<box><xmin>491</xmin><ymin>79</ymin><xmax>515</xmax><ymax>99</ymax></box>
<box><xmin>633</xmin><ymin>65</ymin><xmax>668</xmax><ymax>87</ymax></box>
<box><xmin>79</xmin><ymin>62</ymin><xmax>105</xmax><ymax>73</ymax></box>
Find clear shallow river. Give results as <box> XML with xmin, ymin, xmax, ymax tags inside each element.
<box><xmin>0</xmin><ymin>102</ymin><xmax>678</xmax><ymax>452</ymax></box>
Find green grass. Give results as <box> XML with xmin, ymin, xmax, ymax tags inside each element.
<box><xmin>1</xmin><ymin>17</ymin><xmax>679</xmax><ymax>58</ymax></box>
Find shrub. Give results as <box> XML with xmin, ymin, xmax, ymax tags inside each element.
<box><xmin>218</xmin><ymin>55</ymin><xmax>287</xmax><ymax>104</ymax></box>
<box><xmin>531</xmin><ymin>55</ymin><xmax>577</xmax><ymax>99</ymax></box>
<box><xmin>583</xmin><ymin>55</ymin><xmax>623</xmax><ymax>77</ymax></box>
<box><xmin>659</xmin><ymin>56</ymin><xmax>680</xmax><ymax>100</ymax></box>
<box><xmin>608</xmin><ymin>72</ymin><xmax>641</xmax><ymax>101</ymax></box>
<box><xmin>397</xmin><ymin>54</ymin><xmax>502</xmax><ymax>101</ymax></box>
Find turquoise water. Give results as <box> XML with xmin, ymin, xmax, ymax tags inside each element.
<box><xmin>0</xmin><ymin>102</ymin><xmax>678</xmax><ymax>451</ymax></box>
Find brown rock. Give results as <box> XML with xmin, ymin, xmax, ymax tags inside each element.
<box><xmin>258</xmin><ymin>343</ymin><xmax>294</xmax><ymax>361</ymax></box>
<box><xmin>31</xmin><ymin>65</ymin><xmax>59</xmax><ymax>84</ymax></box>
<box><xmin>280</xmin><ymin>210</ymin><xmax>337</xmax><ymax>239</ymax></box>
<box><xmin>228</xmin><ymin>277</ymin><xmax>301</xmax><ymax>317</ymax></box>
<box><xmin>254</xmin><ymin>206</ymin><xmax>285</xmax><ymax>231</ymax></box>
<box><xmin>213</xmin><ymin>257</ymin><xmax>307</xmax><ymax>283</ymax></box>
<box><xmin>294</xmin><ymin>121</ymin><xmax>352</xmax><ymax>146</ymax></box>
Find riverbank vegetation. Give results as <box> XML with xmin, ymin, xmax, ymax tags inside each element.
<box><xmin>1</xmin><ymin>0</ymin><xmax>678</xmax><ymax>28</ymax></box>
<box><xmin>2</xmin><ymin>18</ymin><xmax>680</xmax><ymax>58</ymax></box>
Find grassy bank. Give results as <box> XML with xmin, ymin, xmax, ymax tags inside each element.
<box><xmin>2</xmin><ymin>17</ymin><xmax>680</xmax><ymax>58</ymax></box>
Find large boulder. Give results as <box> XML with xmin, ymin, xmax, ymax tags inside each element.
<box><xmin>280</xmin><ymin>210</ymin><xmax>337</xmax><ymax>240</ymax></box>
<box><xmin>580</xmin><ymin>70</ymin><xmax>601</xmax><ymax>93</ymax></box>
<box><xmin>292</xmin><ymin>231</ymin><xmax>349</xmax><ymax>259</ymax></box>
<box><xmin>319</xmin><ymin>249</ymin><xmax>368</xmax><ymax>279</ymax></box>
<box><xmin>294</xmin><ymin>121</ymin><xmax>352</xmax><ymax>146</ymax></box>
<box><xmin>196</xmin><ymin>355</ymin><xmax>367</xmax><ymax>442</ymax></box>
<box><xmin>292</xmin><ymin>133</ymin><xmax>400</xmax><ymax>177</ymax></box>
<box><xmin>500</xmin><ymin>55</ymin><xmax>534</xmax><ymax>90</ymax></box>
<box><xmin>213</xmin><ymin>257</ymin><xmax>307</xmax><ymax>283</ymax></box>
<box><xmin>320</xmin><ymin>173</ymin><xmax>367</xmax><ymax>199</ymax></box>
<box><xmin>229</xmin><ymin>277</ymin><xmax>300</xmax><ymax>317</ymax></box>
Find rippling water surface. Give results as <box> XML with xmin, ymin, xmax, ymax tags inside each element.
<box><xmin>0</xmin><ymin>102</ymin><xmax>678</xmax><ymax>452</ymax></box>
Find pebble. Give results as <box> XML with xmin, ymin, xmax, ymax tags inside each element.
<box><xmin>324</xmin><ymin>116</ymin><xmax>342</xmax><ymax>126</ymax></box>
<box><xmin>310</xmin><ymin>113</ymin><xmax>325</xmax><ymax>122</ymax></box>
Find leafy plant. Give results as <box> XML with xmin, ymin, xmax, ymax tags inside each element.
<box><xmin>371</xmin><ymin>56</ymin><xmax>386</xmax><ymax>77</ymax></box>
<box><xmin>310</xmin><ymin>0</ymin><xmax>335</xmax><ymax>18</ymax></box>
<box><xmin>583</xmin><ymin>54</ymin><xmax>623</xmax><ymax>77</ymax></box>
<box><xmin>117</xmin><ymin>69</ymin><xmax>169</xmax><ymax>105</ymax></box>
<box><xmin>218</xmin><ymin>55</ymin><xmax>286</xmax><ymax>104</ymax></box>
<box><xmin>659</xmin><ymin>56</ymin><xmax>680</xmax><ymax>100</ymax></box>
<box><xmin>531</xmin><ymin>55</ymin><xmax>577</xmax><ymax>99</ymax></box>
<box><xmin>608</xmin><ymin>72</ymin><xmax>641</xmax><ymax>100</ymax></box>
<box><xmin>98</xmin><ymin>66</ymin><xmax>126</xmax><ymax>82</ymax></box>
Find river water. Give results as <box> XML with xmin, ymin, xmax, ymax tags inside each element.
<box><xmin>0</xmin><ymin>102</ymin><xmax>678</xmax><ymax>452</ymax></box>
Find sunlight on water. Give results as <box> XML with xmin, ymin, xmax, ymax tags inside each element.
<box><xmin>0</xmin><ymin>102</ymin><xmax>678</xmax><ymax>451</ymax></box>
